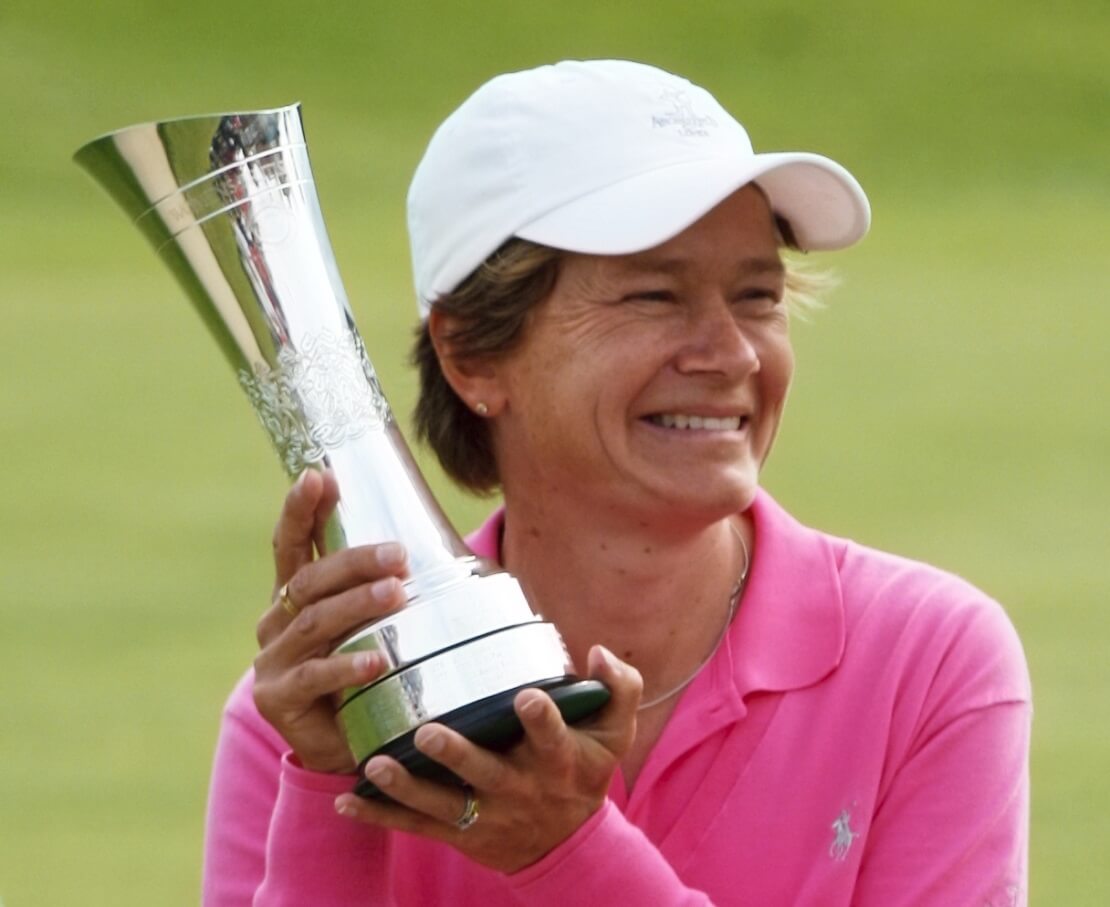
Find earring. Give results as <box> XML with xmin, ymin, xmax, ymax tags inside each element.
<box><xmin>474</xmin><ymin>402</ymin><xmax>489</xmax><ymax>416</ymax></box>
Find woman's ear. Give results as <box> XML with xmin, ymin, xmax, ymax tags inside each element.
<box><xmin>428</xmin><ymin>310</ymin><xmax>507</xmax><ymax>418</ymax></box>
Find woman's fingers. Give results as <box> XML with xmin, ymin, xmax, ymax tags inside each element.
<box><xmin>257</xmin><ymin>471</ymin><xmax>416</xmax><ymax>775</ymax></box>
<box><xmin>413</xmin><ymin>724</ymin><xmax>510</xmax><ymax>791</ymax></box>
<box><xmin>310</xmin><ymin>470</ymin><xmax>341</xmax><ymax>557</ymax></box>
<box><xmin>258</xmin><ymin>574</ymin><xmax>406</xmax><ymax>665</ymax></box>
<box><xmin>257</xmin><ymin>542</ymin><xmax>409</xmax><ymax>648</ymax></box>
<box><xmin>582</xmin><ymin>645</ymin><xmax>642</xmax><ymax>758</ymax></box>
<box><xmin>514</xmin><ymin>690</ymin><xmax>575</xmax><ymax>761</ymax></box>
<box><xmin>285</xmin><ymin>542</ymin><xmax>408</xmax><ymax>615</ymax></box>
<box><xmin>392</xmin><ymin>654</ymin><xmax>641</xmax><ymax>797</ymax></box>
<box><xmin>270</xmin><ymin>467</ymin><xmax>344</xmax><ymax>589</ymax></box>
<box><xmin>272</xmin><ymin>470</ymin><xmax>327</xmax><ymax>588</ymax></box>
<box><xmin>335</xmin><ymin>669</ymin><xmax>640</xmax><ymax>873</ymax></box>
<box><xmin>362</xmin><ymin>754</ymin><xmax>478</xmax><ymax>828</ymax></box>
<box><xmin>251</xmin><ymin>647</ymin><xmax>388</xmax><ymax>774</ymax></box>
<box><xmin>333</xmin><ymin>769</ymin><xmax>474</xmax><ymax>846</ymax></box>
<box><xmin>262</xmin><ymin>649</ymin><xmax>387</xmax><ymax>712</ymax></box>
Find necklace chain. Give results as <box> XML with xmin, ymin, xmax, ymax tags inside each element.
<box><xmin>637</xmin><ymin>521</ymin><xmax>750</xmax><ymax>711</ymax></box>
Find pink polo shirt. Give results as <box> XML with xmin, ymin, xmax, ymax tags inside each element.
<box><xmin>203</xmin><ymin>490</ymin><xmax>1030</xmax><ymax>905</ymax></box>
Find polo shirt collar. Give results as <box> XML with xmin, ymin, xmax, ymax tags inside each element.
<box><xmin>634</xmin><ymin>490</ymin><xmax>846</xmax><ymax>801</ymax></box>
<box><xmin>465</xmin><ymin>509</ymin><xmax>503</xmax><ymax>563</ymax></box>
<box><xmin>721</xmin><ymin>488</ymin><xmax>846</xmax><ymax>700</ymax></box>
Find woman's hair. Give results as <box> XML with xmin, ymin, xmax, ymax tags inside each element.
<box><xmin>412</xmin><ymin>239</ymin><xmax>563</xmax><ymax>494</ymax></box>
<box><xmin>411</xmin><ymin>219</ymin><xmax>830</xmax><ymax>495</ymax></box>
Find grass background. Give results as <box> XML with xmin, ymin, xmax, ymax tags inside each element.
<box><xmin>1</xmin><ymin>0</ymin><xmax>1107</xmax><ymax>902</ymax></box>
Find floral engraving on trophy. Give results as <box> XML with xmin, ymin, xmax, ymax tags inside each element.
<box><xmin>239</xmin><ymin>329</ymin><xmax>392</xmax><ymax>474</ymax></box>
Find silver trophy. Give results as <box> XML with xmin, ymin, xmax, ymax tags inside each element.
<box><xmin>75</xmin><ymin>105</ymin><xmax>607</xmax><ymax>797</ymax></box>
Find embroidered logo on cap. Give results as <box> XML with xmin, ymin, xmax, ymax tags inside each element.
<box><xmin>652</xmin><ymin>88</ymin><xmax>717</xmax><ymax>137</ymax></box>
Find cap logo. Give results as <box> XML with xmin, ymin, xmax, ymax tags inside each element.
<box><xmin>651</xmin><ymin>88</ymin><xmax>718</xmax><ymax>137</ymax></box>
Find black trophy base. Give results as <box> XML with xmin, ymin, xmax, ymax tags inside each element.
<box><xmin>353</xmin><ymin>677</ymin><xmax>610</xmax><ymax>799</ymax></box>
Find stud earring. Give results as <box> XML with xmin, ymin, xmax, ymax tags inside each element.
<box><xmin>474</xmin><ymin>402</ymin><xmax>489</xmax><ymax>416</ymax></box>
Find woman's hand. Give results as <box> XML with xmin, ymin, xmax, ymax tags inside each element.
<box><xmin>333</xmin><ymin>645</ymin><xmax>643</xmax><ymax>873</ymax></box>
<box><xmin>253</xmin><ymin>469</ymin><xmax>410</xmax><ymax>774</ymax></box>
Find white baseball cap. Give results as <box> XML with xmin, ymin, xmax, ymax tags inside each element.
<box><xmin>408</xmin><ymin>59</ymin><xmax>870</xmax><ymax>317</ymax></box>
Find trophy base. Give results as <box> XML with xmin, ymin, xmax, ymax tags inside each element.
<box><xmin>353</xmin><ymin>677</ymin><xmax>610</xmax><ymax>799</ymax></box>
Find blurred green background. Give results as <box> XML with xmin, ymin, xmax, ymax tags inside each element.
<box><xmin>1</xmin><ymin>0</ymin><xmax>1106</xmax><ymax>902</ymax></box>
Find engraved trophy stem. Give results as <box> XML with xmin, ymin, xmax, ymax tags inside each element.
<box><xmin>75</xmin><ymin>105</ymin><xmax>607</xmax><ymax>796</ymax></box>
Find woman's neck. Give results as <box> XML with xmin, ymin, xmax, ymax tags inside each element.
<box><xmin>498</xmin><ymin>500</ymin><xmax>753</xmax><ymax>706</ymax></box>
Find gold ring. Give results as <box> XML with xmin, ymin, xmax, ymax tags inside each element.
<box><xmin>454</xmin><ymin>786</ymin><xmax>479</xmax><ymax>831</ymax></box>
<box><xmin>278</xmin><ymin>583</ymin><xmax>300</xmax><ymax>618</ymax></box>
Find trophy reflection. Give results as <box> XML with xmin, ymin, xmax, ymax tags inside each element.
<box><xmin>75</xmin><ymin>104</ymin><xmax>608</xmax><ymax>797</ymax></box>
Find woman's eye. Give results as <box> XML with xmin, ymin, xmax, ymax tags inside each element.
<box><xmin>737</xmin><ymin>288</ymin><xmax>782</xmax><ymax>306</ymax></box>
<box><xmin>622</xmin><ymin>289</ymin><xmax>675</xmax><ymax>303</ymax></box>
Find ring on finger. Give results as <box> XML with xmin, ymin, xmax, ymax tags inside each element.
<box><xmin>277</xmin><ymin>583</ymin><xmax>300</xmax><ymax>618</ymax></box>
<box><xmin>454</xmin><ymin>785</ymin><xmax>480</xmax><ymax>831</ymax></box>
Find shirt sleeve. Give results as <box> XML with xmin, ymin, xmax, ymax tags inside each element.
<box><xmin>504</xmin><ymin>800</ymin><xmax>715</xmax><ymax>906</ymax></box>
<box><xmin>201</xmin><ymin>670</ymin><xmax>393</xmax><ymax>906</ymax></box>
<box><xmin>252</xmin><ymin>755</ymin><xmax>394</xmax><ymax>906</ymax></box>
<box><xmin>202</xmin><ymin>671</ymin><xmax>284</xmax><ymax>905</ymax></box>
<box><xmin>852</xmin><ymin>592</ymin><xmax>1032</xmax><ymax>906</ymax></box>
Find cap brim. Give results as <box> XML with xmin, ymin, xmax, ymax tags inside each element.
<box><xmin>516</xmin><ymin>151</ymin><xmax>870</xmax><ymax>255</ymax></box>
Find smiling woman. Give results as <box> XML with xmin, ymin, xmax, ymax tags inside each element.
<box><xmin>412</xmin><ymin>203</ymin><xmax>824</xmax><ymax>498</ymax></box>
<box><xmin>203</xmin><ymin>60</ymin><xmax>1031</xmax><ymax>906</ymax></box>
<box><xmin>458</xmin><ymin>187</ymin><xmax>794</xmax><ymax>540</ymax></box>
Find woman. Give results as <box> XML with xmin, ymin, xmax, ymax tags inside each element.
<box><xmin>204</xmin><ymin>60</ymin><xmax>1030</xmax><ymax>905</ymax></box>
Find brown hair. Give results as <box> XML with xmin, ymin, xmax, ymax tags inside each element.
<box><xmin>412</xmin><ymin>239</ymin><xmax>562</xmax><ymax>494</ymax></box>
<box><xmin>412</xmin><ymin>219</ymin><xmax>829</xmax><ymax>494</ymax></box>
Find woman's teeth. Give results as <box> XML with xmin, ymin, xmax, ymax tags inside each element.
<box><xmin>650</xmin><ymin>414</ymin><xmax>742</xmax><ymax>431</ymax></box>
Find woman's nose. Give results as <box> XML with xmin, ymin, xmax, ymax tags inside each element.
<box><xmin>673</xmin><ymin>297</ymin><xmax>760</xmax><ymax>377</ymax></box>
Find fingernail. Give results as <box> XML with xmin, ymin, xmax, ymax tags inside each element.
<box><xmin>370</xmin><ymin>578</ymin><xmax>398</xmax><ymax>603</ymax></box>
<box><xmin>335</xmin><ymin>796</ymin><xmax>356</xmax><ymax>817</ymax></box>
<box><xmin>377</xmin><ymin>542</ymin><xmax>405</xmax><ymax>568</ymax></box>
<box><xmin>353</xmin><ymin>652</ymin><xmax>380</xmax><ymax>674</ymax></box>
<box><xmin>419</xmin><ymin>728</ymin><xmax>446</xmax><ymax>755</ymax></box>
<box><xmin>519</xmin><ymin>696</ymin><xmax>544</xmax><ymax>719</ymax></box>
<box><xmin>593</xmin><ymin>645</ymin><xmax>618</xmax><ymax>673</ymax></box>
<box><xmin>365</xmin><ymin>761</ymin><xmax>393</xmax><ymax>787</ymax></box>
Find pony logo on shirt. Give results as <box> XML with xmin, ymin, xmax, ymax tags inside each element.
<box><xmin>829</xmin><ymin>808</ymin><xmax>859</xmax><ymax>862</ymax></box>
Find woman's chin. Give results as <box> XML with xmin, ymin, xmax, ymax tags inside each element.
<box><xmin>630</xmin><ymin>469</ymin><xmax>758</xmax><ymax>528</ymax></box>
